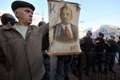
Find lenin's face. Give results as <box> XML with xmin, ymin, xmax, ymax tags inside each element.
<box><xmin>60</xmin><ymin>7</ymin><xmax>73</xmax><ymax>25</ymax></box>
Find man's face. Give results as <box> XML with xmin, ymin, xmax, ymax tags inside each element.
<box><xmin>60</xmin><ymin>7</ymin><xmax>73</xmax><ymax>25</ymax></box>
<box><xmin>15</xmin><ymin>7</ymin><xmax>33</xmax><ymax>25</ymax></box>
<box><xmin>110</xmin><ymin>37</ymin><xmax>115</xmax><ymax>41</ymax></box>
<box><xmin>99</xmin><ymin>36</ymin><xmax>104</xmax><ymax>38</ymax></box>
<box><xmin>87</xmin><ymin>33</ymin><xmax>92</xmax><ymax>38</ymax></box>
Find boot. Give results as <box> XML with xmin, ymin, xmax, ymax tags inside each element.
<box><xmin>92</xmin><ymin>67</ymin><xmax>97</xmax><ymax>73</ymax></box>
<box><xmin>104</xmin><ymin>68</ymin><xmax>108</xmax><ymax>74</ymax></box>
<box><xmin>98</xmin><ymin>67</ymin><xmax>105</xmax><ymax>74</ymax></box>
<box><xmin>65</xmin><ymin>76</ymin><xmax>69</xmax><ymax>80</ymax></box>
<box><xmin>85</xmin><ymin>71</ymin><xmax>90</xmax><ymax>78</ymax></box>
<box><xmin>78</xmin><ymin>75</ymin><xmax>82</xmax><ymax>80</ymax></box>
<box><xmin>109</xmin><ymin>68</ymin><xmax>116</xmax><ymax>74</ymax></box>
<box><xmin>72</xmin><ymin>70</ymin><xmax>79</xmax><ymax>77</ymax></box>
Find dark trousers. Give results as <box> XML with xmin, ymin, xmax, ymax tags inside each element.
<box><xmin>78</xmin><ymin>51</ymin><xmax>92</xmax><ymax>74</ymax></box>
<box><xmin>42</xmin><ymin>56</ymin><xmax>50</xmax><ymax>80</ymax></box>
<box><xmin>118</xmin><ymin>52</ymin><xmax>120</xmax><ymax>63</ymax></box>
<box><xmin>104</xmin><ymin>52</ymin><xmax>115</xmax><ymax>70</ymax></box>
<box><xmin>55</xmin><ymin>56</ymin><xmax>71</xmax><ymax>80</ymax></box>
<box><xmin>71</xmin><ymin>55</ymin><xmax>79</xmax><ymax>71</ymax></box>
<box><xmin>92</xmin><ymin>51</ymin><xmax>104</xmax><ymax>71</ymax></box>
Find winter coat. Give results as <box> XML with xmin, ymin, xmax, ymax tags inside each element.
<box><xmin>0</xmin><ymin>22</ymin><xmax>49</xmax><ymax>80</ymax></box>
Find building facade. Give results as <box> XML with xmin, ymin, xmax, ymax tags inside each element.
<box><xmin>93</xmin><ymin>24</ymin><xmax>120</xmax><ymax>41</ymax></box>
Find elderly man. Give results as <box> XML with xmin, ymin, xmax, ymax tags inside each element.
<box><xmin>0</xmin><ymin>1</ymin><xmax>48</xmax><ymax>80</ymax></box>
<box><xmin>53</xmin><ymin>4</ymin><xmax>78</xmax><ymax>43</ymax></box>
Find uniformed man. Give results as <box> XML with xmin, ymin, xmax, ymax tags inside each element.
<box><xmin>117</xmin><ymin>36</ymin><xmax>120</xmax><ymax>64</ymax></box>
<box><xmin>78</xmin><ymin>30</ymin><xmax>94</xmax><ymax>78</ymax></box>
<box><xmin>104</xmin><ymin>35</ymin><xmax>119</xmax><ymax>73</ymax></box>
<box><xmin>92</xmin><ymin>32</ymin><xmax>108</xmax><ymax>73</ymax></box>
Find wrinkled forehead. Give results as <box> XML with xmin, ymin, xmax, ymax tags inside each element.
<box><xmin>15</xmin><ymin>7</ymin><xmax>33</xmax><ymax>12</ymax></box>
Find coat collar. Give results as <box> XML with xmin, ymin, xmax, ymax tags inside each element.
<box><xmin>3</xmin><ymin>21</ymin><xmax>34</xmax><ymax>31</ymax></box>
<box><xmin>3</xmin><ymin>21</ymin><xmax>16</xmax><ymax>30</ymax></box>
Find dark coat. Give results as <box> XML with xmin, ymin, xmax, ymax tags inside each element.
<box><xmin>107</xmin><ymin>39</ymin><xmax>119</xmax><ymax>52</ymax></box>
<box><xmin>0</xmin><ymin>22</ymin><xmax>49</xmax><ymax>80</ymax></box>
<box><xmin>80</xmin><ymin>37</ymin><xmax>94</xmax><ymax>51</ymax></box>
<box><xmin>94</xmin><ymin>37</ymin><xmax>108</xmax><ymax>52</ymax></box>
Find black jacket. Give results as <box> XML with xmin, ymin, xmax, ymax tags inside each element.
<box><xmin>107</xmin><ymin>39</ymin><xmax>119</xmax><ymax>52</ymax></box>
<box><xmin>94</xmin><ymin>37</ymin><xmax>108</xmax><ymax>52</ymax></box>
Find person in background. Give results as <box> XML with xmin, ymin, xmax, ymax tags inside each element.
<box><xmin>92</xmin><ymin>32</ymin><xmax>108</xmax><ymax>73</ymax></box>
<box><xmin>78</xmin><ymin>30</ymin><xmax>94</xmax><ymax>79</ymax></box>
<box><xmin>104</xmin><ymin>35</ymin><xmax>119</xmax><ymax>74</ymax></box>
<box><xmin>0</xmin><ymin>1</ymin><xmax>49</xmax><ymax>80</ymax></box>
<box><xmin>38</xmin><ymin>21</ymin><xmax>50</xmax><ymax>80</ymax></box>
<box><xmin>117</xmin><ymin>36</ymin><xmax>120</xmax><ymax>64</ymax></box>
<box><xmin>0</xmin><ymin>13</ymin><xmax>16</xmax><ymax>26</ymax></box>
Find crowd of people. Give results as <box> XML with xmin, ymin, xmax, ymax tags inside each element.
<box><xmin>0</xmin><ymin>0</ymin><xmax>120</xmax><ymax>80</ymax></box>
<box><xmin>71</xmin><ymin>31</ymin><xmax>120</xmax><ymax>80</ymax></box>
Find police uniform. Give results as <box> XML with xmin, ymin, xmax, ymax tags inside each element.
<box><xmin>78</xmin><ymin>31</ymin><xmax>94</xmax><ymax>78</ymax></box>
<box><xmin>117</xmin><ymin>36</ymin><xmax>120</xmax><ymax>64</ymax></box>
<box><xmin>55</xmin><ymin>55</ymin><xmax>71</xmax><ymax>80</ymax></box>
<box><xmin>104</xmin><ymin>35</ymin><xmax>119</xmax><ymax>73</ymax></box>
<box><xmin>92</xmin><ymin>32</ymin><xmax>108</xmax><ymax>73</ymax></box>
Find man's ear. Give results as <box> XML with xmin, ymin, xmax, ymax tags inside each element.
<box><xmin>14</xmin><ymin>10</ymin><xmax>19</xmax><ymax>18</ymax></box>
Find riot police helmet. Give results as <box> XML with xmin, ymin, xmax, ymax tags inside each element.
<box><xmin>38</xmin><ymin>21</ymin><xmax>46</xmax><ymax>27</ymax></box>
<box><xmin>1</xmin><ymin>13</ymin><xmax>16</xmax><ymax>25</ymax></box>
<box><xmin>110</xmin><ymin>35</ymin><xmax>115</xmax><ymax>39</ymax></box>
<box><xmin>87</xmin><ymin>30</ymin><xmax>92</xmax><ymax>35</ymax></box>
<box><xmin>99</xmin><ymin>32</ymin><xmax>104</xmax><ymax>37</ymax></box>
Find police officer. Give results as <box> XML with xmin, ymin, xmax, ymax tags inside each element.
<box><xmin>117</xmin><ymin>36</ymin><xmax>120</xmax><ymax>64</ymax></box>
<box><xmin>0</xmin><ymin>13</ymin><xmax>16</xmax><ymax>26</ymax></box>
<box><xmin>38</xmin><ymin>21</ymin><xmax>50</xmax><ymax>80</ymax></box>
<box><xmin>78</xmin><ymin>30</ymin><xmax>94</xmax><ymax>78</ymax></box>
<box><xmin>92</xmin><ymin>32</ymin><xmax>108</xmax><ymax>73</ymax></box>
<box><xmin>104</xmin><ymin>35</ymin><xmax>119</xmax><ymax>73</ymax></box>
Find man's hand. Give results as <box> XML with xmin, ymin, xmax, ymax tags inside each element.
<box><xmin>95</xmin><ymin>40</ymin><xmax>100</xmax><ymax>43</ymax></box>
